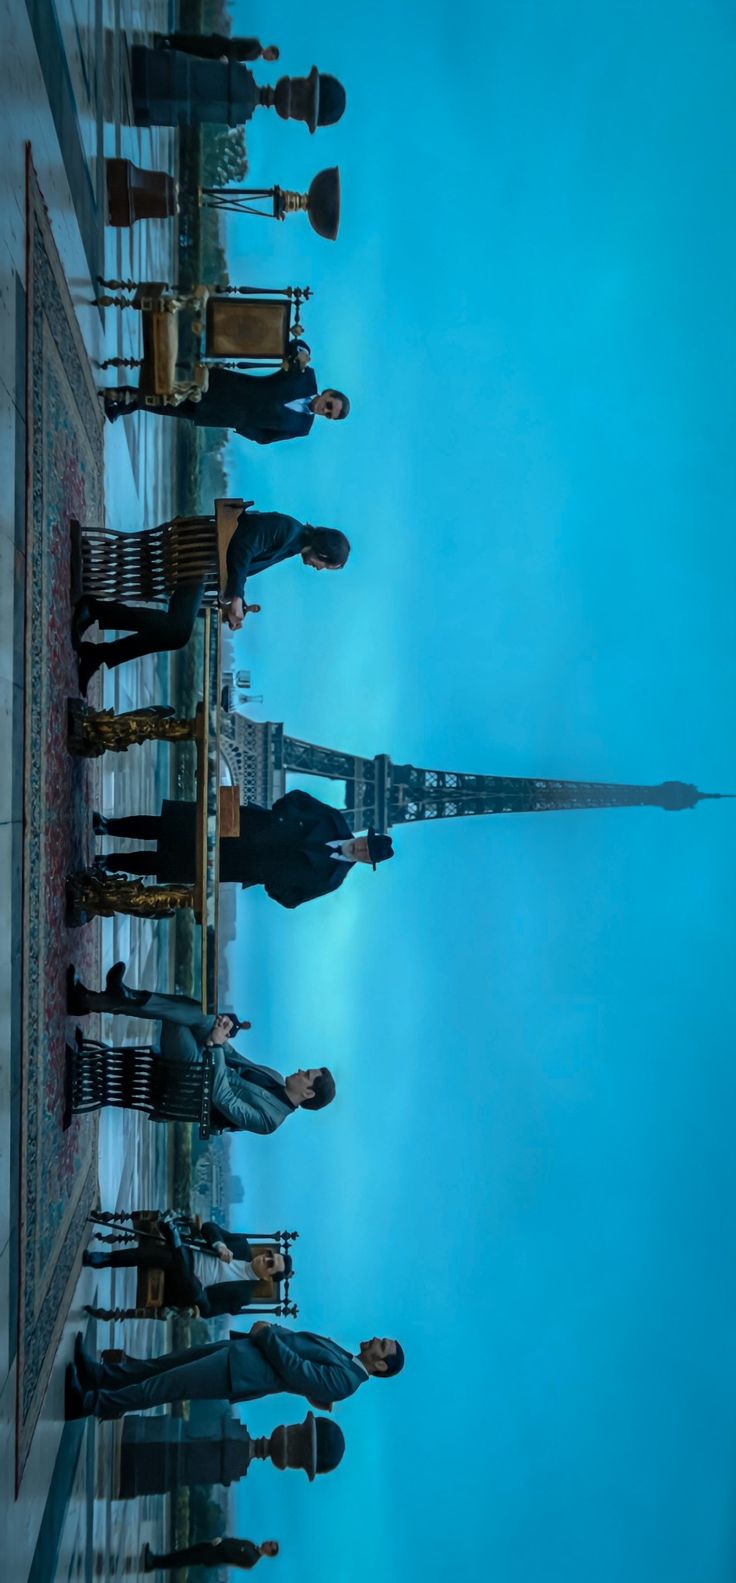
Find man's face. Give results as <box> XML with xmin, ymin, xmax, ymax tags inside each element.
<box><xmin>340</xmin><ymin>835</ymin><xmax>371</xmax><ymax>864</ymax></box>
<box><xmin>360</xmin><ymin>1336</ymin><xmax>398</xmax><ymax>1375</ymax></box>
<box><xmin>261</xmin><ymin>1541</ymin><xmax>279</xmax><ymax>1558</ymax></box>
<box><xmin>286</xmin><ymin>1067</ymin><xmax>322</xmax><ymax>1104</ymax></box>
<box><xmin>312</xmin><ymin>391</ymin><xmax>344</xmax><ymax>420</ymax></box>
<box><xmin>301</xmin><ymin>547</ymin><xmax>338</xmax><ymax>571</ymax></box>
<box><xmin>251</xmin><ymin>1250</ymin><xmax>286</xmax><ymax>1282</ymax></box>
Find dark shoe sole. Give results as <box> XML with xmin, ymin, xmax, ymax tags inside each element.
<box><xmin>74</xmin><ymin>1331</ymin><xmax>102</xmax><ymax>1388</ymax></box>
<box><xmin>71</xmin><ymin>598</ymin><xmax>96</xmax><ymax>652</ymax></box>
<box><xmin>65</xmin><ymin>1363</ymin><xmax>93</xmax><ymax>1420</ymax></box>
<box><xmin>66</xmin><ymin>964</ymin><xmax>90</xmax><ymax>1017</ymax></box>
<box><xmin>105</xmin><ymin>960</ymin><xmax>127</xmax><ymax>996</ymax></box>
<box><xmin>76</xmin><ymin>645</ymin><xmax>99</xmax><ymax>699</ymax></box>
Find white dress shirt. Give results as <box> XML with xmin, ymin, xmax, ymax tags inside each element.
<box><xmin>193</xmin><ymin>1249</ymin><xmax>256</xmax><ymax>1287</ymax></box>
<box><xmin>325</xmin><ymin>838</ymin><xmax>352</xmax><ymax>863</ymax></box>
<box><xmin>284</xmin><ymin>396</ymin><xmax>315</xmax><ymax>415</ymax></box>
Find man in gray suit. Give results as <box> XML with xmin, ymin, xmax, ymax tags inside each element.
<box><xmin>68</xmin><ymin>963</ymin><xmax>335</xmax><ymax>1133</ymax></box>
<box><xmin>66</xmin><ymin>1324</ymin><xmax>405</xmax><ymax>1420</ymax></box>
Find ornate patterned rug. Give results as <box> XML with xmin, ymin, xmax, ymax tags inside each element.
<box><xmin>18</xmin><ymin>153</ymin><xmax>104</xmax><ymax>1481</ymax></box>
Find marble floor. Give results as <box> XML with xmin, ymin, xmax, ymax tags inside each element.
<box><xmin>0</xmin><ymin>0</ymin><xmax>185</xmax><ymax>1576</ymax></box>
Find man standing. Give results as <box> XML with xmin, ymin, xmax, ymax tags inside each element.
<box><xmin>151</xmin><ymin>34</ymin><xmax>280</xmax><ymax>62</ymax></box>
<box><xmin>84</xmin><ymin>1219</ymin><xmax>292</xmax><ymax>1319</ymax></box>
<box><xmin>104</xmin><ymin>336</ymin><xmax>350</xmax><ymax>443</ymax></box>
<box><xmin>66</xmin><ymin>1325</ymin><xmax>405</xmax><ymax>1419</ymax></box>
<box><xmin>93</xmin><ymin>788</ymin><xmax>394</xmax><ymax>907</ymax></box>
<box><xmin>68</xmin><ymin>963</ymin><xmax>335</xmax><ymax>1133</ymax></box>
<box><xmin>73</xmin><ymin>511</ymin><xmax>350</xmax><ymax>694</ymax></box>
<box><xmin>143</xmin><ymin>1537</ymin><xmax>278</xmax><ymax>1573</ymax></box>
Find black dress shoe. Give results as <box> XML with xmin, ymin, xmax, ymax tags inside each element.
<box><xmin>71</xmin><ymin>597</ymin><xmax>96</xmax><ymax>651</ymax></box>
<box><xmin>104</xmin><ymin>391</ymin><xmax>138</xmax><ymax>423</ymax></box>
<box><xmin>105</xmin><ymin>960</ymin><xmax>128</xmax><ymax>996</ymax></box>
<box><xmin>66</xmin><ymin>965</ymin><xmax>91</xmax><ymax>1016</ymax></box>
<box><xmin>104</xmin><ymin>960</ymin><xmax>147</xmax><ymax>1008</ymax></box>
<box><xmin>74</xmin><ymin>1331</ymin><xmax>103</xmax><ymax>1387</ymax></box>
<box><xmin>76</xmin><ymin>643</ymin><xmax>100</xmax><ymax>698</ymax></box>
<box><xmin>65</xmin><ymin>1363</ymin><xmax>94</xmax><ymax>1420</ymax></box>
<box><xmin>91</xmin><ymin>853</ymin><xmax>126</xmax><ymax>875</ymax></box>
<box><xmin>92</xmin><ymin>811</ymin><xmax>109</xmax><ymax>835</ymax></box>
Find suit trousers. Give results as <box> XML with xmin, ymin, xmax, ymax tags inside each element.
<box><xmin>85</xmin><ymin>988</ymin><xmax>213</xmax><ymax>1062</ymax></box>
<box><xmin>91</xmin><ymin>578</ymin><xmax>205</xmax><ymax>671</ymax></box>
<box><xmin>95</xmin><ymin>1340</ymin><xmax>231</xmax><ymax>1417</ymax></box>
<box><xmin>145</xmin><ymin>1542</ymin><xmax>256</xmax><ymax>1571</ymax></box>
<box><xmin>89</xmin><ymin>1244</ymin><xmax>199</xmax><ymax>1307</ymax></box>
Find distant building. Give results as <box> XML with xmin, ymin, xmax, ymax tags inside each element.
<box><xmin>190</xmin><ymin>1133</ymin><xmax>236</xmax><ymax>1221</ymax></box>
<box><xmin>217</xmin><ymin>886</ymin><xmax>237</xmax><ymax>1005</ymax></box>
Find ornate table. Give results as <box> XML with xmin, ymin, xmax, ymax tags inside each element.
<box><xmin>66</xmin><ymin>603</ymin><xmax>231</xmax><ymax>1012</ymax></box>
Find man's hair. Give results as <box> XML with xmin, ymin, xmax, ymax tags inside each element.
<box><xmin>380</xmin><ymin>1341</ymin><xmax>405</xmax><ymax>1379</ymax></box>
<box><xmin>301</xmin><ymin>1065</ymin><xmax>336</xmax><ymax>1111</ymax></box>
<box><xmin>326</xmin><ymin>388</ymin><xmax>350</xmax><ymax>420</ymax></box>
<box><xmin>305</xmin><ymin>526</ymin><xmax>351</xmax><ymax>568</ymax></box>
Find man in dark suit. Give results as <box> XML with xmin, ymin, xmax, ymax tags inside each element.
<box><xmin>83</xmin><ymin>1220</ymin><xmax>292</xmax><ymax>1319</ymax></box>
<box><xmin>73</xmin><ymin>511</ymin><xmax>350</xmax><ymax>693</ymax></box>
<box><xmin>198</xmin><ymin>1219</ymin><xmax>256</xmax><ymax>1261</ymax></box>
<box><xmin>152</xmin><ymin>33</ymin><xmax>280</xmax><ymax>61</ymax></box>
<box><xmin>144</xmin><ymin>1537</ymin><xmax>278</xmax><ymax>1572</ymax></box>
<box><xmin>94</xmin><ymin>788</ymin><xmax>395</xmax><ymax>908</ymax></box>
<box><xmin>67</xmin><ymin>962</ymin><xmax>336</xmax><ymax>1133</ymax></box>
<box><xmin>67</xmin><ymin>1324</ymin><xmax>405</xmax><ymax>1419</ymax></box>
<box><xmin>103</xmin><ymin>337</ymin><xmax>350</xmax><ymax>443</ymax></box>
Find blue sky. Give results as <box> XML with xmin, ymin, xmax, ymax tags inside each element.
<box><xmin>218</xmin><ymin>4</ymin><xmax>736</xmax><ymax>1580</ymax></box>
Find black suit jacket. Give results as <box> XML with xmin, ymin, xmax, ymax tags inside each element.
<box><xmin>200</xmin><ymin>1222</ymin><xmax>254</xmax><ymax>1262</ymax></box>
<box><xmin>156</xmin><ymin>790</ymin><xmax>354</xmax><ymax>903</ymax></box>
<box><xmin>236</xmin><ymin>789</ymin><xmax>354</xmax><ymax>908</ymax></box>
<box><xmin>179</xmin><ymin>1229</ymin><xmax>262</xmax><ymax>1318</ymax></box>
<box><xmin>184</xmin><ymin>341</ymin><xmax>317</xmax><ymax>443</ymax></box>
<box><xmin>224</xmin><ymin>511</ymin><xmax>306</xmax><ymax>601</ymax></box>
<box><xmin>162</xmin><ymin>32</ymin><xmax>265</xmax><ymax>61</ymax></box>
<box><xmin>198</xmin><ymin>1277</ymin><xmax>260</xmax><ymax>1319</ymax></box>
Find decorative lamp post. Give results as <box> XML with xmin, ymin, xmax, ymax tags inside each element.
<box><xmin>200</xmin><ymin>167</ymin><xmax>341</xmax><ymax>241</ymax></box>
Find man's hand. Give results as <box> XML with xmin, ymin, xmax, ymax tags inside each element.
<box><xmin>209</xmin><ymin>1014</ymin><xmax>235</xmax><ymax>1046</ymax></box>
<box><xmin>249</xmin><ymin>1320</ymin><xmax>271</xmax><ymax>1337</ymax></box>
<box><xmin>217</xmin><ymin>1247</ymin><xmax>234</xmax><ymax>1264</ymax></box>
<box><xmin>225</xmin><ymin>596</ymin><xmax>245</xmax><ymax>630</ymax></box>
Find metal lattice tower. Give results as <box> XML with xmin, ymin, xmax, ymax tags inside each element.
<box><xmin>215</xmin><ymin>706</ymin><xmax>724</xmax><ymax>829</ymax></box>
<box><xmin>221</xmin><ymin>713</ymin><xmax>726</xmax><ymax>833</ymax></box>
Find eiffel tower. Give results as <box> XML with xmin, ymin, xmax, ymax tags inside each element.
<box><xmin>219</xmin><ymin>711</ymin><xmax>727</xmax><ymax>834</ymax></box>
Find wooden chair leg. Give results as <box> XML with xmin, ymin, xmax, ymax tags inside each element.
<box><xmin>85</xmin><ymin>1305</ymin><xmax>136</xmax><ymax>1321</ymax></box>
<box><xmin>99</xmin><ymin>356</ymin><xmax>143</xmax><ymax>369</ymax></box>
<box><xmin>94</xmin><ymin>295</ymin><xmax>139</xmax><ymax>309</ymax></box>
<box><xmin>90</xmin><ymin>1231</ymin><xmax>138</xmax><ymax>1245</ymax></box>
